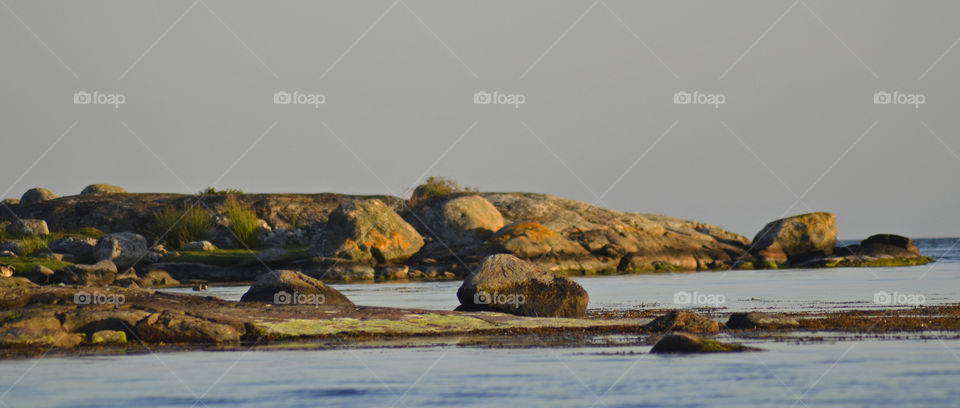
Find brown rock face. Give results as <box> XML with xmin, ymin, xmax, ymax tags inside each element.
<box><xmin>240</xmin><ymin>270</ymin><xmax>355</xmax><ymax>306</ymax></box>
<box><xmin>485</xmin><ymin>222</ymin><xmax>588</xmax><ymax>258</ymax></box>
<box><xmin>0</xmin><ymin>313</ymin><xmax>82</xmax><ymax>348</ymax></box>
<box><xmin>421</xmin><ymin>195</ymin><xmax>504</xmax><ymax>246</ymax></box>
<box><xmin>311</xmin><ymin>199</ymin><xmax>424</xmax><ymax>264</ymax></box>
<box><xmin>456</xmin><ymin>254</ymin><xmax>589</xmax><ymax>318</ymax></box>
<box><xmin>750</xmin><ymin>212</ymin><xmax>837</xmax><ymax>262</ymax></box>
<box><xmin>860</xmin><ymin>234</ymin><xmax>921</xmax><ymax>257</ymax></box>
<box><xmin>135</xmin><ymin>311</ymin><xmax>239</xmax><ymax>343</ymax></box>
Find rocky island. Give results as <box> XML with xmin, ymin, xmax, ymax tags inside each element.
<box><xmin>0</xmin><ymin>178</ymin><xmax>937</xmax><ymax>356</ymax></box>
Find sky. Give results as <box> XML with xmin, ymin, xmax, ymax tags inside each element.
<box><xmin>0</xmin><ymin>0</ymin><xmax>958</xmax><ymax>240</ymax></box>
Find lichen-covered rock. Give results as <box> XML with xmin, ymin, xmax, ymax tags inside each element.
<box><xmin>644</xmin><ymin>310</ymin><xmax>720</xmax><ymax>333</ymax></box>
<box><xmin>456</xmin><ymin>254</ymin><xmax>588</xmax><ymax>318</ymax></box>
<box><xmin>90</xmin><ymin>330</ymin><xmax>127</xmax><ymax>344</ymax></box>
<box><xmin>310</xmin><ymin>199</ymin><xmax>424</xmax><ymax>264</ymax></box>
<box><xmin>6</xmin><ymin>219</ymin><xmax>49</xmax><ymax>236</ymax></box>
<box><xmin>0</xmin><ymin>313</ymin><xmax>82</xmax><ymax>348</ymax></box>
<box><xmin>484</xmin><ymin>222</ymin><xmax>589</xmax><ymax>259</ymax></box>
<box><xmin>135</xmin><ymin>310</ymin><xmax>239</xmax><ymax>343</ymax></box>
<box><xmin>80</xmin><ymin>184</ymin><xmax>127</xmax><ymax>195</ymax></box>
<box><xmin>19</xmin><ymin>188</ymin><xmax>57</xmax><ymax>207</ymax></box>
<box><xmin>750</xmin><ymin>212</ymin><xmax>837</xmax><ymax>262</ymax></box>
<box><xmin>421</xmin><ymin>195</ymin><xmax>504</xmax><ymax>246</ymax></box>
<box><xmin>0</xmin><ymin>287</ymin><xmax>30</xmax><ymax>309</ymax></box>
<box><xmin>726</xmin><ymin>312</ymin><xmax>799</xmax><ymax>329</ymax></box>
<box><xmin>49</xmin><ymin>236</ymin><xmax>98</xmax><ymax>261</ymax></box>
<box><xmin>53</xmin><ymin>260</ymin><xmax>118</xmax><ymax>285</ymax></box>
<box><xmin>650</xmin><ymin>332</ymin><xmax>758</xmax><ymax>354</ymax></box>
<box><xmin>240</xmin><ymin>270</ymin><xmax>355</xmax><ymax>305</ymax></box>
<box><xmin>95</xmin><ymin>232</ymin><xmax>148</xmax><ymax>270</ymax></box>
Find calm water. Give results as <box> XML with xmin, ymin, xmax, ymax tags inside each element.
<box><xmin>1</xmin><ymin>238</ymin><xmax>957</xmax><ymax>407</ymax></box>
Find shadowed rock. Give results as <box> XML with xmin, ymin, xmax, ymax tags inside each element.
<box><xmin>650</xmin><ymin>332</ymin><xmax>760</xmax><ymax>354</ymax></box>
<box><xmin>54</xmin><ymin>260</ymin><xmax>118</xmax><ymax>285</ymax></box>
<box><xmin>240</xmin><ymin>270</ymin><xmax>355</xmax><ymax>306</ymax></box>
<box><xmin>19</xmin><ymin>188</ymin><xmax>56</xmax><ymax>207</ymax></box>
<box><xmin>456</xmin><ymin>254</ymin><xmax>588</xmax><ymax>318</ymax></box>
<box><xmin>726</xmin><ymin>312</ymin><xmax>799</xmax><ymax>329</ymax></box>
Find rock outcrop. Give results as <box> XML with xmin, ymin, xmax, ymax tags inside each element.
<box><xmin>456</xmin><ymin>254</ymin><xmax>588</xmax><ymax>318</ymax></box>
<box><xmin>240</xmin><ymin>270</ymin><xmax>355</xmax><ymax>306</ymax></box>
<box><xmin>310</xmin><ymin>199</ymin><xmax>424</xmax><ymax>264</ymax></box>
<box><xmin>750</xmin><ymin>212</ymin><xmax>837</xmax><ymax>262</ymax></box>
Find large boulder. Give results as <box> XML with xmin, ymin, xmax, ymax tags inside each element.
<box><xmin>858</xmin><ymin>234</ymin><xmax>921</xmax><ymax>257</ymax></box>
<box><xmin>6</xmin><ymin>219</ymin><xmax>49</xmax><ymax>236</ymax></box>
<box><xmin>49</xmin><ymin>237</ymin><xmax>98</xmax><ymax>260</ymax></box>
<box><xmin>310</xmin><ymin>199</ymin><xmax>424</xmax><ymax>264</ymax></box>
<box><xmin>95</xmin><ymin>232</ymin><xmax>149</xmax><ymax>270</ymax></box>
<box><xmin>19</xmin><ymin>188</ymin><xmax>57</xmax><ymax>207</ymax></box>
<box><xmin>240</xmin><ymin>270</ymin><xmax>355</xmax><ymax>306</ymax></box>
<box><xmin>750</xmin><ymin>212</ymin><xmax>837</xmax><ymax>262</ymax></box>
<box><xmin>0</xmin><ymin>313</ymin><xmax>82</xmax><ymax>348</ymax></box>
<box><xmin>80</xmin><ymin>184</ymin><xmax>127</xmax><ymax>195</ymax></box>
<box><xmin>421</xmin><ymin>195</ymin><xmax>504</xmax><ymax>246</ymax></box>
<box><xmin>456</xmin><ymin>254</ymin><xmax>588</xmax><ymax>318</ymax></box>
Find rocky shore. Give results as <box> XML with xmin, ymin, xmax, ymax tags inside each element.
<box><xmin>0</xmin><ymin>181</ymin><xmax>933</xmax><ymax>288</ymax></box>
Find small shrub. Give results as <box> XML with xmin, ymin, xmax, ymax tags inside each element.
<box><xmin>224</xmin><ymin>198</ymin><xmax>259</xmax><ymax>248</ymax></box>
<box><xmin>410</xmin><ymin>176</ymin><xmax>475</xmax><ymax>206</ymax></box>
<box><xmin>200</xmin><ymin>187</ymin><xmax>243</xmax><ymax>195</ymax></box>
<box><xmin>152</xmin><ymin>205</ymin><xmax>213</xmax><ymax>249</ymax></box>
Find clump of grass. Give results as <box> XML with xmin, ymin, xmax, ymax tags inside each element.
<box><xmin>199</xmin><ymin>186</ymin><xmax>243</xmax><ymax>195</ymax></box>
<box><xmin>410</xmin><ymin>176</ymin><xmax>475</xmax><ymax>206</ymax></box>
<box><xmin>19</xmin><ymin>236</ymin><xmax>49</xmax><ymax>256</ymax></box>
<box><xmin>224</xmin><ymin>198</ymin><xmax>259</xmax><ymax>248</ymax></box>
<box><xmin>152</xmin><ymin>205</ymin><xmax>213</xmax><ymax>249</ymax></box>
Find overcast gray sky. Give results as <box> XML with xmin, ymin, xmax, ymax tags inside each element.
<box><xmin>1</xmin><ymin>0</ymin><xmax>958</xmax><ymax>239</ymax></box>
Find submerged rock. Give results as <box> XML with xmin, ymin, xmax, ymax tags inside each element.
<box><xmin>750</xmin><ymin>212</ymin><xmax>837</xmax><ymax>262</ymax></box>
<box><xmin>310</xmin><ymin>199</ymin><xmax>424</xmax><ymax>264</ymax></box>
<box><xmin>644</xmin><ymin>310</ymin><xmax>720</xmax><ymax>333</ymax></box>
<box><xmin>726</xmin><ymin>312</ymin><xmax>799</xmax><ymax>329</ymax></box>
<box><xmin>456</xmin><ymin>254</ymin><xmax>588</xmax><ymax>318</ymax></box>
<box><xmin>240</xmin><ymin>270</ymin><xmax>355</xmax><ymax>306</ymax></box>
<box><xmin>650</xmin><ymin>332</ymin><xmax>759</xmax><ymax>354</ymax></box>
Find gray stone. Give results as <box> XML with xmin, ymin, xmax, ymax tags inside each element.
<box><xmin>6</xmin><ymin>219</ymin><xmax>49</xmax><ymax>236</ymax></box>
<box><xmin>95</xmin><ymin>232</ymin><xmax>148</xmax><ymax>270</ymax></box>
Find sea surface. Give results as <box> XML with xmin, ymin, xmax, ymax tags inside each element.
<box><xmin>0</xmin><ymin>238</ymin><xmax>957</xmax><ymax>407</ymax></box>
